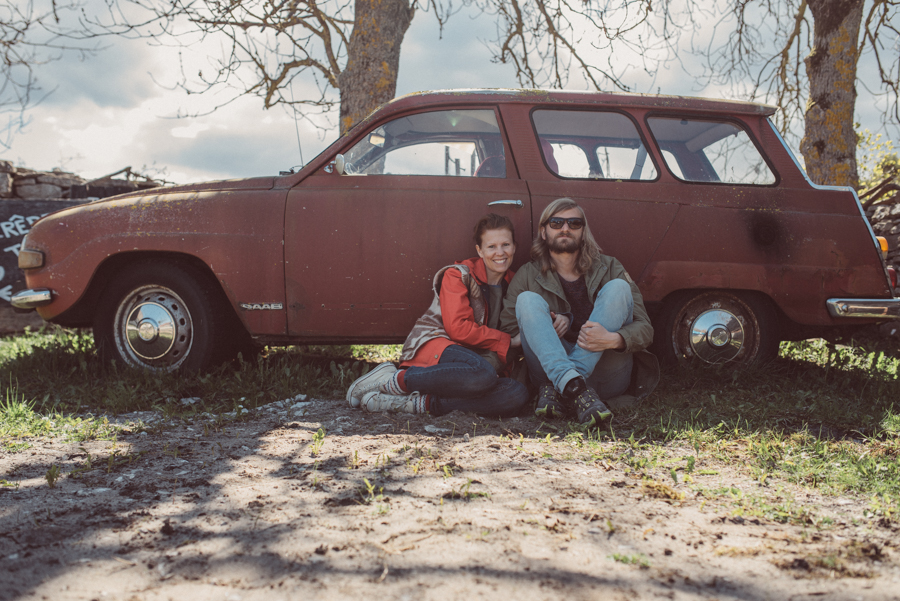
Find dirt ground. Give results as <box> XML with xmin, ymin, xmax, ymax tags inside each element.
<box><xmin>2</xmin><ymin>395</ymin><xmax>899</xmax><ymax>601</ymax></box>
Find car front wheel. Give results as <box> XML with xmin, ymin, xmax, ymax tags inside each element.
<box><xmin>655</xmin><ymin>290</ymin><xmax>779</xmax><ymax>367</ymax></box>
<box><xmin>94</xmin><ymin>262</ymin><xmax>224</xmax><ymax>372</ymax></box>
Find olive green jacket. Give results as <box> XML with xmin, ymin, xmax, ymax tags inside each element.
<box><xmin>500</xmin><ymin>254</ymin><xmax>653</xmax><ymax>352</ymax></box>
<box><xmin>500</xmin><ymin>254</ymin><xmax>659</xmax><ymax>403</ymax></box>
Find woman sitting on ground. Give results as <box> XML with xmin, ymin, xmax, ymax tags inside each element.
<box><xmin>346</xmin><ymin>213</ymin><xmax>529</xmax><ymax>418</ymax></box>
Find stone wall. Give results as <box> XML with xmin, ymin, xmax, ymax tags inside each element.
<box><xmin>0</xmin><ymin>160</ymin><xmax>86</xmax><ymax>200</ymax></box>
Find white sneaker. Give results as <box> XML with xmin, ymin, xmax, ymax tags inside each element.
<box><xmin>346</xmin><ymin>363</ymin><xmax>398</xmax><ymax>408</ymax></box>
<box><xmin>347</xmin><ymin>363</ymin><xmax>397</xmax><ymax>407</ymax></box>
<box><xmin>361</xmin><ymin>391</ymin><xmax>421</xmax><ymax>414</ymax></box>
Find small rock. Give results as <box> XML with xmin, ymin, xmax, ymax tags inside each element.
<box><xmin>15</xmin><ymin>182</ymin><xmax>63</xmax><ymax>199</ymax></box>
<box><xmin>424</xmin><ymin>425</ymin><xmax>450</xmax><ymax>434</ymax></box>
<box><xmin>291</xmin><ymin>402</ymin><xmax>311</xmax><ymax>415</ymax></box>
<box><xmin>160</xmin><ymin>519</ymin><xmax>175</xmax><ymax>536</ymax></box>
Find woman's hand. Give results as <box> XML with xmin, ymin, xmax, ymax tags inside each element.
<box><xmin>577</xmin><ymin>321</ymin><xmax>626</xmax><ymax>352</ymax></box>
<box><xmin>549</xmin><ymin>312</ymin><xmax>570</xmax><ymax>338</ymax></box>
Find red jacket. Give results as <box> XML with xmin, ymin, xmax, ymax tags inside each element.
<box><xmin>401</xmin><ymin>257</ymin><xmax>514</xmax><ymax>368</ymax></box>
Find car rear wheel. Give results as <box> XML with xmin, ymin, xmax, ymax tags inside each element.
<box><xmin>654</xmin><ymin>290</ymin><xmax>779</xmax><ymax>367</ymax></box>
<box><xmin>94</xmin><ymin>262</ymin><xmax>225</xmax><ymax>372</ymax></box>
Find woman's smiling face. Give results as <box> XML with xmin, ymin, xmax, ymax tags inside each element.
<box><xmin>476</xmin><ymin>228</ymin><xmax>516</xmax><ymax>283</ymax></box>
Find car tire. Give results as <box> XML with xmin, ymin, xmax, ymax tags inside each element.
<box><xmin>93</xmin><ymin>261</ymin><xmax>226</xmax><ymax>372</ymax></box>
<box><xmin>653</xmin><ymin>290</ymin><xmax>779</xmax><ymax>367</ymax></box>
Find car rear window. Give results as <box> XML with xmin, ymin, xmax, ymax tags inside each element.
<box><xmin>647</xmin><ymin>117</ymin><xmax>776</xmax><ymax>185</ymax></box>
<box><xmin>532</xmin><ymin>110</ymin><xmax>657</xmax><ymax>180</ymax></box>
<box><xmin>342</xmin><ymin>109</ymin><xmax>506</xmax><ymax>177</ymax></box>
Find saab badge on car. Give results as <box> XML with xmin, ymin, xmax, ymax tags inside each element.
<box><xmin>240</xmin><ymin>303</ymin><xmax>283</xmax><ymax>311</ymax></box>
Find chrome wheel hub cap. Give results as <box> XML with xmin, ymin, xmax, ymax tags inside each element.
<box><xmin>689</xmin><ymin>309</ymin><xmax>744</xmax><ymax>363</ymax></box>
<box><xmin>125</xmin><ymin>302</ymin><xmax>177</xmax><ymax>360</ymax></box>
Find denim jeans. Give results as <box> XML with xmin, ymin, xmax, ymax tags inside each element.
<box><xmin>403</xmin><ymin>344</ymin><xmax>529</xmax><ymax>418</ymax></box>
<box><xmin>516</xmin><ymin>279</ymin><xmax>634</xmax><ymax>400</ymax></box>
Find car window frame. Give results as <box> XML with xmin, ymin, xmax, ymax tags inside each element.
<box><xmin>336</xmin><ymin>105</ymin><xmax>515</xmax><ymax>179</ymax></box>
<box><xmin>644</xmin><ymin>113</ymin><xmax>781</xmax><ymax>187</ymax></box>
<box><xmin>528</xmin><ymin>106</ymin><xmax>660</xmax><ymax>183</ymax></box>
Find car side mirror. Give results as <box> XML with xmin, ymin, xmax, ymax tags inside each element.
<box><xmin>325</xmin><ymin>154</ymin><xmax>346</xmax><ymax>175</ymax></box>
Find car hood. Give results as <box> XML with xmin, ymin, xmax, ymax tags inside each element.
<box><xmin>88</xmin><ymin>175</ymin><xmax>277</xmax><ymax>204</ymax></box>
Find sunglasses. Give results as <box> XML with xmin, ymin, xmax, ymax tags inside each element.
<box><xmin>546</xmin><ymin>217</ymin><xmax>585</xmax><ymax>230</ymax></box>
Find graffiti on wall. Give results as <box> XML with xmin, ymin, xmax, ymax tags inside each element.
<box><xmin>0</xmin><ymin>201</ymin><xmax>85</xmax><ymax>303</ymax></box>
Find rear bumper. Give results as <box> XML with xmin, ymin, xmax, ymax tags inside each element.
<box><xmin>827</xmin><ymin>298</ymin><xmax>900</xmax><ymax>320</ymax></box>
<box><xmin>10</xmin><ymin>288</ymin><xmax>53</xmax><ymax>310</ymax></box>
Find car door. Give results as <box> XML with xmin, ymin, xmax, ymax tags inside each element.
<box><xmin>516</xmin><ymin>107</ymin><xmax>681</xmax><ymax>287</ymax></box>
<box><xmin>284</xmin><ymin>107</ymin><xmax>531</xmax><ymax>340</ymax></box>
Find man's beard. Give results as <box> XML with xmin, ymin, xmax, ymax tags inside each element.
<box><xmin>548</xmin><ymin>234</ymin><xmax>580</xmax><ymax>254</ymax></box>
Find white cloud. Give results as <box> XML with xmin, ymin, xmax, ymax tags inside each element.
<box><xmin>170</xmin><ymin>123</ymin><xmax>211</xmax><ymax>139</ymax></box>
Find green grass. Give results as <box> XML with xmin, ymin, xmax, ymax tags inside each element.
<box><xmin>0</xmin><ymin>327</ymin><xmax>395</xmax><ymax>417</ymax></box>
<box><xmin>605</xmin><ymin>338</ymin><xmax>900</xmax><ymax>506</ymax></box>
<box><xmin>1</xmin><ymin>385</ymin><xmax>124</xmax><ymax>451</ymax></box>
<box><xmin>609</xmin><ymin>553</ymin><xmax>651</xmax><ymax>568</ymax></box>
<box><xmin>0</xmin><ymin>327</ymin><xmax>399</xmax><ymax>447</ymax></box>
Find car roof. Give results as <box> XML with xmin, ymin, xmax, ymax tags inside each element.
<box><xmin>384</xmin><ymin>88</ymin><xmax>777</xmax><ymax>117</ymax></box>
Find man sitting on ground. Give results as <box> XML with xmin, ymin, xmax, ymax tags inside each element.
<box><xmin>500</xmin><ymin>197</ymin><xmax>658</xmax><ymax>427</ymax></box>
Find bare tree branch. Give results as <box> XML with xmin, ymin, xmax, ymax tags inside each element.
<box><xmin>1</xmin><ymin>0</ymin><xmax>95</xmax><ymax>149</ymax></box>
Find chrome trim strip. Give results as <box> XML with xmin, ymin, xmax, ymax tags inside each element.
<box><xmin>827</xmin><ymin>298</ymin><xmax>900</xmax><ymax>319</ymax></box>
<box><xmin>10</xmin><ymin>288</ymin><xmax>53</xmax><ymax>310</ymax></box>
<box><xmin>488</xmin><ymin>200</ymin><xmax>524</xmax><ymax>207</ymax></box>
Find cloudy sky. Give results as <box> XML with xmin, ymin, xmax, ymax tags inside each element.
<box><xmin>3</xmin><ymin>1</ymin><xmax>894</xmax><ymax>184</ymax></box>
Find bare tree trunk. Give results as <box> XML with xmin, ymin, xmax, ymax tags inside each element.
<box><xmin>799</xmin><ymin>0</ymin><xmax>863</xmax><ymax>188</ymax></box>
<box><xmin>337</xmin><ymin>0</ymin><xmax>415</xmax><ymax>135</ymax></box>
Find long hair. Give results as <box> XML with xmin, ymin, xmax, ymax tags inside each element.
<box><xmin>530</xmin><ymin>198</ymin><xmax>603</xmax><ymax>275</ymax></box>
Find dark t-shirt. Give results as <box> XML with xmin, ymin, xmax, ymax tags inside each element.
<box><xmin>558</xmin><ymin>274</ymin><xmax>592</xmax><ymax>344</ymax></box>
<box><xmin>487</xmin><ymin>285</ymin><xmax>503</xmax><ymax>330</ymax></box>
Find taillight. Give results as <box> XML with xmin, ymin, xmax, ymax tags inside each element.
<box><xmin>889</xmin><ymin>266</ymin><xmax>898</xmax><ymax>289</ymax></box>
<box><xmin>876</xmin><ymin>236</ymin><xmax>889</xmax><ymax>260</ymax></box>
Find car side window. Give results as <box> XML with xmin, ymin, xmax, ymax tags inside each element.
<box><xmin>548</xmin><ymin>143</ymin><xmax>592</xmax><ymax>178</ymax></box>
<box><xmin>532</xmin><ymin>110</ymin><xmax>657</xmax><ymax>180</ymax></box>
<box><xmin>660</xmin><ymin>149</ymin><xmax>684</xmax><ymax>179</ymax></box>
<box><xmin>341</xmin><ymin>109</ymin><xmax>506</xmax><ymax>177</ymax></box>
<box><xmin>647</xmin><ymin>117</ymin><xmax>776</xmax><ymax>185</ymax></box>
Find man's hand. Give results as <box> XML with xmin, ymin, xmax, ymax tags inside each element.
<box><xmin>509</xmin><ymin>334</ymin><xmax>521</xmax><ymax>348</ymax></box>
<box><xmin>549</xmin><ymin>312</ymin><xmax>570</xmax><ymax>338</ymax></box>
<box><xmin>577</xmin><ymin>321</ymin><xmax>626</xmax><ymax>352</ymax></box>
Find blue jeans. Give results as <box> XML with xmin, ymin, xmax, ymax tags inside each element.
<box><xmin>403</xmin><ymin>344</ymin><xmax>529</xmax><ymax>418</ymax></box>
<box><xmin>515</xmin><ymin>279</ymin><xmax>634</xmax><ymax>400</ymax></box>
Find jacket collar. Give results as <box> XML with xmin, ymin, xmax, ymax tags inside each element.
<box><xmin>457</xmin><ymin>256</ymin><xmax>514</xmax><ymax>286</ymax></box>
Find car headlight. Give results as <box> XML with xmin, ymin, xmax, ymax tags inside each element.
<box><xmin>18</xmin><ymin>249</ymin><xmax>45</xmax><ymax>269</ymax></box>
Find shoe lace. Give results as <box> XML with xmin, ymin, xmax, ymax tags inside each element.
<box><xmin>573</xmin><ymin>389</ymin><xmax>597</xmax><ymax>411</ymax></box>
<box><xmin>538</xmin><ymin>386</ymin><xmax>557</xmax><ymax>404</ymax></box>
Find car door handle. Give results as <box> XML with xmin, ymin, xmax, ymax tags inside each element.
<box><xmin>488</xmin><ymin>200</ymin><xmax>524</xmax><ymax>208</ymax></box>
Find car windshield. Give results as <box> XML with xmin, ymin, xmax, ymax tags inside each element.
<box><xmin>342</xmin><ymin>109</ymin><xmax>506</xmax><ymax>177</ymax></box>
<box><xmin>647</xmin><ymin>117</ymin><xmax>776</xmax><ymax>185</ymax></box>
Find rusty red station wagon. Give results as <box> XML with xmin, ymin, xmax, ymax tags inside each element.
<box><xmin>12</xmin><ymin>89</ymin><xmax>900</xmax><ymax>371</ymax></box>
